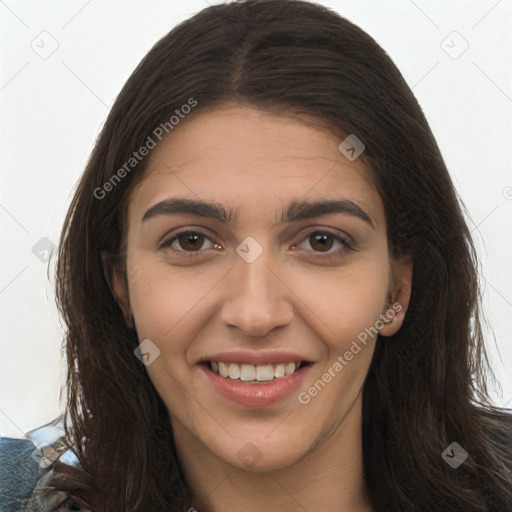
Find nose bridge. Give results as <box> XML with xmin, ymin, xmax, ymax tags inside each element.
<box><xmin>220</xmin><ymin>238</ymin><xmax>293</xmax><ymax>336</ymax></box>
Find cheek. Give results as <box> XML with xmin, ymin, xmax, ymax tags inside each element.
<box><xmin>126</xmin><ymin>253</ymin><xmax>225</xmax><ymax>357</ymax></box>
<box><xmin>293</xmin><ymin>266</ymin><xmax>389</xmax><ymax>412</ymax></box>
<box><xmin>294</xmin><ymin>261</ymin><xmax>390</xmax><ymax>345</ymax></box>
<box><xmin>125</xmin><ymin>255</ymin><xmax>216</xmax><ymax>425</ymax></box>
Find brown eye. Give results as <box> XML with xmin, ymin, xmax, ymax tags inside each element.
<box><xmin>309</xmin><ymin>232</ymin><xmax>334</xmax><ymax>252</ymax></box>
<box><xmin>176</xmin><ymin>232</ymin><xmax>206</xmax><ymax>251</ymax></box>
<box><xmin>291</xmin><ymin>229</ymin><xmax>355</xmax><ymax>260</ymax></box>
<box><xmin>160</xmin><ymin>229</ymin><xmax>217</xmax><ymax>255</ymax></box>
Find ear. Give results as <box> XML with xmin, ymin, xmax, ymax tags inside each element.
<box><xmin>378</xmin><ymin>256</ymin><xmax>413</xmax><ymax>337</ymax></box>
<box><xmin>101</xmin><ymin>251</ymin><xmax>133</xmax><ymax>328</ymax></box>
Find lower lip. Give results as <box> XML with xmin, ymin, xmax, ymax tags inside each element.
<box><xmin>200</xmin><ymin>364</ymin><xmax>313</xmax><ymax>407</ymax></box>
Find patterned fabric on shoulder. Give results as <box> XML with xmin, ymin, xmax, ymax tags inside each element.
<box><xmin>0</xmin><ymin>416</ymin><xmax>92</xmax><ymax>512</ymax></box>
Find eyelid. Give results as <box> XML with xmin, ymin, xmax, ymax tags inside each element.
<box><xmin>158</xmin><ymin>226</ymin><xmax>215</xmax><ymax>251</ymax></box>
<box><xmin>159</xmin><ymin>226</ymin><xmax>356</xmax><ymax>257</ymax></box>
<box><xmin>290</xmin><ymin>228</ymin><xmax>355</xmax><ymax>262</ymax></box>
<box><xmin>297</xmin><ymin>225</ymin><xmax>354</xmax><ymax>246</ymax></box>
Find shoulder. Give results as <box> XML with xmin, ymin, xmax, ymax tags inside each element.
<box><xmin>0</xmin><ymin>416</ymin><xmax>88</xmax><ymax>512</ymax></box>
<box><xmin>0</xmin><ymin>436</ymin><xmax>41</xmax><ymax>510</ymax></box>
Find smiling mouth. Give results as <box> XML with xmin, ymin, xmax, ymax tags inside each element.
<box><xmin>202</xmin><ymin>361</ymin><xmax>312</xmax><ymax>383</ymax></box>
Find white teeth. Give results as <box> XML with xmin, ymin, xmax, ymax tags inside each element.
<box><xmin>228</xmin><ymin>363</ymin><xmax>240</xmax><ymax>379</ymax></box>
<box><xmin>240</xmin><ymin>363</ymin><xmax>256</xmax><ymax>382</ymax></box>
<box><xmin>274</xmin><ymin>363</ymin><xmax>285</xmax><ymax>378</ymax></box>
<box><xmin>285</xmin><ymin>362</ymin><xmax>296</xmax><ymax>375</ymax></box>
<box><xmin>256</xmin><ymin>364</ymin><xmax>274</xmax><ymax>381</ymax></box>
<box><xmin>218</xmin><ymin>361</ymin><xmax>229</xmax><ymax>378</ymax></box>
<box><xmin>208</xmin><ymin>361</ymin><xmax>304</xmax><ymax>382</ymax></box>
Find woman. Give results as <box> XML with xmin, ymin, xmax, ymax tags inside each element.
<box><xmin>1</xmin><ymin>1</ymin><xmax>510</xmax><ymax>510</ymax></box>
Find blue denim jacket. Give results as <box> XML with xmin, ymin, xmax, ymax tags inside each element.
<box><xmin>0</xmin><ymin>416</ymin><xmax>90</xmax><ymax>512</ymax></box>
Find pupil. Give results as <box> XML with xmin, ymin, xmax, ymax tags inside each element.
<box><xmin>180</xmin><ymin>233</ymin><xmax>203</xmax><ymax>251</ymax></box>
<box><xmin>311</xmin><ymin>233</ymin><xmax>332</xmax><ymax>252</ymax></box>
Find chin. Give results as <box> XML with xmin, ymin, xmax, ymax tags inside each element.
<box><xmin>208</xmin><ymin>431</ymin><xmax>314</xmax><ymax>473</ymax></box>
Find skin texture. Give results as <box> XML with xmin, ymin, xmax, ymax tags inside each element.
<box><xmin>111</xmin><ymin>105</ymin><xmax>412</xmax><ymax>512</ymax></box>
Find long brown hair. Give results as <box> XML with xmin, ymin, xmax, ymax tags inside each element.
<box><xmin>53</xmin><ymin>1</ymin><xmax>512</xmax><ymax>510</ymax></box>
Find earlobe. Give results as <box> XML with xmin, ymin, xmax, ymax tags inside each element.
<box><xmin>379</xmin><ymin>257</ymin><xmax>413</xmax><ymax>337</ymax></box>
<box><xmin>100</xmin><ymin>251</ymin><xmax>133</xmax><ymax>328</ymax></box>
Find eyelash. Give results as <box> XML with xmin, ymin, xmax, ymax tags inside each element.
<box><xmin>159</xmin><ymin>227</ymin><xmax>355</xmax><ymax>260</ymax></box>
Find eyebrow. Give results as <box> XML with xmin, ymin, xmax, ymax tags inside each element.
<box><xmin>142</xmin><ymin>197</ymin><xmax>374</xmax><ymax>228</ymax></box>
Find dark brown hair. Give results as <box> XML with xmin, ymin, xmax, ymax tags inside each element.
<box><xmin>53</xmin><ymin>1</ymin><xmax>512</xmax><ymax>510</ymax></box>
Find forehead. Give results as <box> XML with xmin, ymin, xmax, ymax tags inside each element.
<box><xmin>128</xmin><ymin>105</ymin><xmax>383</xmax><ymax>226</ymax></box>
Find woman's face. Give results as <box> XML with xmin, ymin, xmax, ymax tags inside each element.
<box><xmin>113</xmin><ymin>104</ymin><xmax>411</xmax><ymax>472</ymax></box>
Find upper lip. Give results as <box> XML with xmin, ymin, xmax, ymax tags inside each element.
<box><xmin>198</xmin><ymin>350</ymin><xmax>315</xmax><ymax>366</ymax></box>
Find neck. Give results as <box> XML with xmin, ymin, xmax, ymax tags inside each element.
<box><xmin>173</xmin><ymin>396</ymin><xmax>372</xmax><ymax>512</ymax></box>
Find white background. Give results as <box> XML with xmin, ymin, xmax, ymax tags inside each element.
<box><xmin>1</xmin><ymin>0</ymin><xmax>511</xmax><ymax>437</ymax></box>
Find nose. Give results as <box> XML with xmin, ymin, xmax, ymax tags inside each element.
<box><xmin>220</xmin><ymin>249</ymin><xmax>294</xmax><ymax>338</ymax></box>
